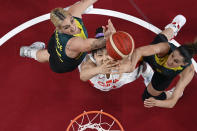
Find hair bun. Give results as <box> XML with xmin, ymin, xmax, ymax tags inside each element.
<box><xmin>95</xmin><ymin>27</ymin><xmax>103</xmax><ymax>34</ymax></box>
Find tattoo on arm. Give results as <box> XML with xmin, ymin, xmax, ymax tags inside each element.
<box><xmin>90</xmin><ymin>37</ymin><xmax>106</xmax><ymax>50</ymax></box>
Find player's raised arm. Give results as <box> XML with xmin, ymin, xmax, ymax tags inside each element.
<box><xmin>129</xmin><ymin>42</ymin><xmax>170</xmax><ymax>71</ymax></box>
<box><xmin>68</xmin><ymin>0</ymin><xmax>98</xmax><ymax>18</ymax></box>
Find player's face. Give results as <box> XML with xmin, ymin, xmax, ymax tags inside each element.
<box><xmin>166</xmin><ymin>50</ymin><xmax>186</xmax><ymax>68</ymax></box>
<box><xmin>60</xmin><ymin>14</ymin><xmax>79</xmax><ymax>35</ymax></box>
<box><xmin>94</xmin><ymin>49</ymin><xmax>113</xmax><ymax>66</ymax></box>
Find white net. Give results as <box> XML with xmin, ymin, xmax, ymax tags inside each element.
<box><xmin>67</xmin><ymin>111</ymin><xmax>122</xmax><ymax>131</ymax></box>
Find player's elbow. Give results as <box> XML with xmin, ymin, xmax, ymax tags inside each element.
<box><xmin>169</xmin><ymin>103</ymin><xmax>177</xmax><ymax>108</ymax></box>
<box><xmin>80</xmin><ymin>74</ymin><xmax>88</xmax><ymax>82</ymax></box>
<box><xmin>168</xmin><ymin>104</ymin><xmax>175</xmax><ymax>108</ymax></box>
<box><xmin>80</xmin><ymin>76</ymin><xmax>88</xmax><ymax>82</ymax></box>
<box><xmin>168</xmin><ymin>100</ymin><xmax>177</xmax><ymax>108</ymax></box>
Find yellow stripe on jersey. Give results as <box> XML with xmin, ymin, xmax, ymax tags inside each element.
<box><xmin>155</xmin><ymin>54</ymin><xmax>183</xmax><ymax>71</ymax></box>
<box><xmin>73</xmin><ymin>18</ymin><xmax>87</xmax><ymax>39</ymax></box>
<box><xmin>73</xmin><ymin>18</ymin><xmax>87</xmax><ymax>60</ymax></box>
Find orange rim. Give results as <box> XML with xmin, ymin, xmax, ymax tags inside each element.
<box><xmin>66</xmin><ymin>111</ymin><xmax>124</xmax><ymax>131</ymax></box>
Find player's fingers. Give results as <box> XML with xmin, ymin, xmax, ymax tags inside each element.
<box><xmin>144</xmin><ymin>101</ymin><xmax>154</xmax><ymax>106</ymax></box>
<box><xmin>102</xmin><ymin>26</ymin><xmax>106</xmax><ymax>33</ymax></box>
<box><xmin>144</xmin><ymin>99</ymin><xmax>154</xmax><ymax>103</ymax></box>
<box><xmin>108</xmin><ymin>19</ymin><xmax>111</xmax><ymax>23</ymax></box>
<box><xmin>144</xmin><ymin>100</ymin><xmax>152</xmax><ymax>105</ymax></box>
<box><xmin>144</xmin><ymin>104</ymin><xmax>153</xmax><ymax>108</ymax></box>
<box><xmin>108</xmin><ymin>19</ymin><xmax>116</xmax><ymax>32</ymax></box>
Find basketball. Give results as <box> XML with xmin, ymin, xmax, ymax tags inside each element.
<box><xmin>106</xmin><ymin>31</ymin><xmax>135</xmax><ymax>60</ymax></box>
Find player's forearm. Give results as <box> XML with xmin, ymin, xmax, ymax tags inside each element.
<box><xmin>157</xmin><ymin>69</ymin><xmax>194</xmax><ymax>108</ymax></box>
<box><xmin>176</xmin><ymin>65</ymin><xmax>194</xmax><ymax>92</ymax></box>
<box><xmin>78</xmin><ymin>38</ymin><xmax>106</xmax><ymax>52</ymax></box>
<box><xmin>75</xmin><ymin>0</ymin><xmax>97</xmax><ymax>13</ymax></box>
<box><xmin>80</xmin><ymin>67</ymin><xmax>100</xmax><ymax>81</ymax></box>
<box><xmin>82</xmin><ymin>0</ymin><xmax>98</xmax><ymax>4</ymax></box>
<box><xmin>68</xmin><ymin>0</ymin><xmax>97</xmax><ymax>17</ymax></box>
<box><xmin>79</xmin><ymin>0</ymin><xmax>97</xmax><ymax>10</ymax></box>
<box><xmin>130</xmin><ymin>49</ymin><xmax>142</xmax><ymax>71</ymax></box>
<box><xmin>155</xmin><ymin>99</ymin><xmax>178</xmax><ymax>108</ymax></box>
<box><xmin>81</xmin><ymin>0</ymin><xmax>98</xmax><ymax>4</ymax></box>
<box><xmin>90</xmin><ymin>37</ymin><xmax>106</xmax><ymax>50</ymax></box>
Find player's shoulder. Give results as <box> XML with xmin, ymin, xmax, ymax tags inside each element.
<box><xmin>81</xmin><ymin>54</ymin><xmax>96</xmax><ymax>68</ymax></box>
<box><xmin>67</xmin><ymin>36</ymin><xmax>84</xmax><ymax>51</ymax></box>
<box><xmin>87</xmin><ymin>55</ymin><xmax>97</xmax><ymax>66</ymax></box>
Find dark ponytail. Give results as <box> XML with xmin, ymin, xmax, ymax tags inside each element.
<box><xmin>177</xmin><ymin>39</ymin><xmax>197</xmax><ymax>63</ymax></box>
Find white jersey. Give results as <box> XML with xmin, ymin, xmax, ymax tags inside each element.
<box><xmin>79</xmin><ymin>54</ymin><xmax>153</xmax><ymax>91</ymax></box>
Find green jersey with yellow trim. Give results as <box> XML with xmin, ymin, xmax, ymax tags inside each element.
<box><xmin>143</xmin><ymin>43</ymin><xmax>191</xmax><ymax>78</ymax></box>
<box><xmin>48</xmin><ymin>17</ymin><xmax>88</xmax><ymax>73</ymax></box>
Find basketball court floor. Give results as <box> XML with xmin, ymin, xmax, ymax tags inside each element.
<box><xmin>0</xmin><ymin>0</ymin><xmax>197</xmax><ymax>130</ymax></box>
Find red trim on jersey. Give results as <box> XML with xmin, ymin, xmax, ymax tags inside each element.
<box><xmin>88</xmin><ymin>80</ymin><xmax>94</xmax><ymax>87</ymax></box>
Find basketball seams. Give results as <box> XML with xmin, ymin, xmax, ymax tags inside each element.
<box><xmin>106</xmin><ymin>38</ymin><xmax>122</xmax><ymax>59</ymax></box>
<box><xmin>110</xmin><ymin>34</ymin><xmax>127</xmax><ymax>58</ymax></box>
<box><xmin>114</xmin><ymin>33</ymin><xmax>131</xmax><ymax>54</ymax></box>
<box><xmin>121</xmin><ymin>33</ymin><xmax>132</xmax><ymax>54</ymax></box>
<box><xmin>107</xmin><ymin>31</ymin><xmax>135</xmax><ymax>60</ymax></box>
<box><xmin>125</xmin><ymin>32</ymin><xmax>135</xmax><ymax>55</ymax></box>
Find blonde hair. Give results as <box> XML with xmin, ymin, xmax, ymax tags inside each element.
<box><xmin>50</xmin><ymin>8</ymin><xmax>69</xmax><ymax>30</ymax></box>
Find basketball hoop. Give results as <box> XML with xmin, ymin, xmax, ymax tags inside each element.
<box><xmin>66</xmin><ymin>110</ymin><xmax>124</xmax><ymax>131</ymax></box>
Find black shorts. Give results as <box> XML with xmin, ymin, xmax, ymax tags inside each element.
<box><xmin>151</xmin><ymin>71</ymin><xmax>173</xmax><ymax>91</ymax></box>
<box><xmin>47</xmin><ymin>35</ymin><xmax>64</xmax><ymax>73</ymax></box>
<box><xmin>47</xmin><ymin>33</ymin><xmax>87</xmax><ymax>73</ymax></box>
<box><xmin>142</xmin><ymin>88</ymin><xmax>167</xmax><ymax>101</ymax></box>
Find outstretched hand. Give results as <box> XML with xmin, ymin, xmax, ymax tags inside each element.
<box><xmin>98</xmin><ymin>60</ymin><xmax>119</xmax><ymax>74</ymax></box>
<box><xmin>144</xmin><ymin>97</ymin><xmax>158</xmax><ymax>108</ymax></box>
<box><xmin>102</xmin><ymin>19</ymin><xmax>116</xmax><ymax>40</ymax></box>
<box><xmin>111</xmin><ymin>57</ymin><xmax>133</xmax><ymax>75</ymax></box>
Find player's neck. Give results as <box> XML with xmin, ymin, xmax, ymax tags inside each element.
<box><xmin>106</xmin><ymin>74</ymin><xmax>110</xmax><ymax>79</ymax></box>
